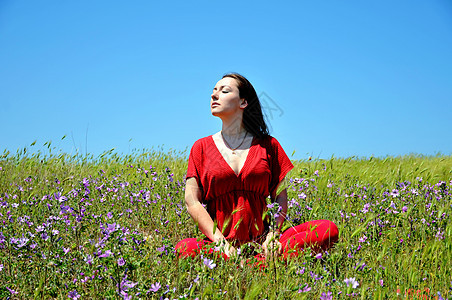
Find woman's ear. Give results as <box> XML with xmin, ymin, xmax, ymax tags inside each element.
<box><xmin>240</xmin><ymin>99</ymin><xmax>248</xmax><ymax>109</ymax></box>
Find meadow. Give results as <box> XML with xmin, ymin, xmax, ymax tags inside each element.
<box><xmin>1</xmin><ymin>145</ymin><xmax>451</xmax><ymax>299</ymax></box>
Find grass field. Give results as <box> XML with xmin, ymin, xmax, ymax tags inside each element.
<box><xmin>1</xmin><ymin>146</ymin><xmax>451</xmax><ymax>299</ymax></box>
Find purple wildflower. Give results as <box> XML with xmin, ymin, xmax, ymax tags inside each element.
<box><xmin>358</xmin><ymin>235</ymin><xmax>367</xmax><ymax>243</ymax></box>
<box><xmin>6</xmin><ymin>287</ymin><xmax>18</xmax><ymax>295</ymax></box>
<box><xmin>296</xmin><ymin>267</ymin><xmax>305</xmax><ymax>275</ymax></box>
<box><xmin>35</xmin><ymin>225</ymin><xmax>45</xmax><ymax>232</ymax></box>
<box><xmin>299</xmin><ymin>284</ymin><xmax>311</xmax><ymax>292</ymax></box>
<box><xmin>156</xmin><ymin>245</ymin><xmax>166</xmax><ymax>253</ymax></box>
<box><xmin>149</xmin><ymin>282</ymin><xmax>161</xmax><ymax>292</ymax></box>
<box><xmin>68</xmin><ymin>290</ymin><xmax>81</xmax><ymax>299</ymax></box>
<box><xmin>320</xmin><ymin>291</ymin><xmax>332</xmax><ymax>300</ymax></box>
<box><xmin>202</xmin><ymin>256</ymin><xmax>216</xmax><ymax>269</ymax></box>
<box><xmin>362</xmin><ymin>203</ymin><xmax>370</xmax><ymax>213</ymax></box>
<box><xmin>16</xmin><ymin>237</ymin><xmax>29</xmax><ymax>248</ymax></box>
<box><xmin>118</xmin><ymin>257</ymin><xmax>126</xmax><ymax>266</ymax></box>
<box><xmin>119</xmin><ymin>275</ymin><xmax>138</xmax><ymax>299</ymax></box>
<box><xmin>41</xmin><ymin>232</ymin><xmax>49</xmax><ymax>241</ymax></box>
<box><xmin>274</xmin><ymin>206</ymin><xmax>282</xmax><ymax>219</ymax></box>
<box><xmin>106</xmin><ymin>223</ymin><xmax>117</xmax><ymax>233</ymax></box>
<box><xmin>0</xmin><ymin>232</ymin><xmax>5</xmax><ymax>245</ymax></box>
<box><xmin>99</xmin><ymin>249</ymin><xmax>113</xmax><ymax>258</ymax></box>
<box><xmin>357</xmin><ymin>262</ymin><xmax>367</xmax><ymax>271</ymax></box>
<box><xmin>55</xmin><ymin>192</ymin><xmax>67</xmax><ymax>203</ymax></box>
<box><xmin>298</xmin><ymin>193</ymin><xmax>307</xmax><ymax>199</ymax></box>
<box><xmin>81</xmin><ymin>276</ymin><xmax>90</xmax><ymax>283</ymax></box>
<box><xmin>84</xmin><ymin>254</ymin><xmax>93</xmax><ymax>265</ymax></box>
<box><xmin>390</xmin><ymin>189</ymin><xmax>399</xmax><ymax>198</ymax></box>
<box><xmin>60</xmin><ymin>205</ymin><xmax>71</xmax><ymax>214</ymax></box>
<box><xmin>435</xmin><ymin>230</ymin><xmax>445</xmax><ymax>241</ymax></box>
<box><xmin>119</xmin><ymin>291</ymin><xmax>131</xmax><ymax>300</ymax></box>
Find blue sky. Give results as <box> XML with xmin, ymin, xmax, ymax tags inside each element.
<box><xmin>1</xmin><ymin>0</ymin><xmax>451</xmax><ymax>160</ymax></box>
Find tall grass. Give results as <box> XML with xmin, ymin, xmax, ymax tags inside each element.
<box><xmin>0</xmin><ymin>148</ymin><xmax>451</xmax><ymax>299</ymax></box>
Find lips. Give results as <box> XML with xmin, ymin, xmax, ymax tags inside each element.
<box><xmin>211</xmin><ymin>102</ymin><xmax>220</xmax><ymax>108</ymax></box>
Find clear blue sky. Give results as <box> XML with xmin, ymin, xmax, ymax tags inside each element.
<box><xmin>1</xmin><ymin>0</ymin><xmax>451</xmax><ymax>159</ymax></box>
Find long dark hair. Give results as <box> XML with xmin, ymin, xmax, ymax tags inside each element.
<box><xmin>222</xmin><ymin>73</ymin><xmax>270</xmax><ymax>139</ymax></box>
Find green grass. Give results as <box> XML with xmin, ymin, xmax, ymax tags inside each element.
<box><xmin>0</xmin><ymin>148</ymin><xmax>451</xmax><ymax>299</ymax></box>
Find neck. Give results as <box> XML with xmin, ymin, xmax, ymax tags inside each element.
<box><xmin>221</xmin><ymin>121</ymin><xmax>246</xmax><ymax>137</ymax></box>
<box><xmin>221</xmin><ymin>114</ymin><xmax>246</xmax><ymax>137</ymax></box>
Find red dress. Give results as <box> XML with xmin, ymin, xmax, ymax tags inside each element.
<box><xmin>185</xmin><ymin>135</ymin><xmax>294</xmax><ymax>244</ymax></box>
<box><xmin>177</xmin><ymin>135</ymin><xmax>339</xmax><ymax>260</ymax></box>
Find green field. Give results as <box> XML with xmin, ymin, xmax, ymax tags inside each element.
<box><xmin>1</xmin><ymin>147</ymin><xmax>451</xmax><ymax>299</ymax></box>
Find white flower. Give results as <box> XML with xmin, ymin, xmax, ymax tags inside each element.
<box><xmin>344</xmin><ymin>277</ymin><xmax>359</xmax><ymax>288</ymax></box>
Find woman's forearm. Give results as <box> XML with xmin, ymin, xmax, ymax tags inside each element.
<box><xmin>262</xmin><ymin>188</ymin><xmax>288</xmax><ymax>257</ymax></box>
<box><xmin>186</xmin><ymin>202</ymin><xmax>225</xmax><ymax>242</ymax></box>
<box><xmin>275</xmin><ymin>188</ymin><xmax>288</xmax><ymax>231</ymax></box>
<box><xmin>185</xmin><ymin>178</ymin><xmax>224</xmax><ymax>242</ymax></box>
<box><xmin>184</xmin><ymin>178</ymin><xmax>235</xmax><ymax>256</ymax></box>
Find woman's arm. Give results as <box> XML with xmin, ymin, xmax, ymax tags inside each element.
<box><xmin>262</xmin><ymin>177</ymin><xmax>289</xmax><ymax>257</ymax></box>
<box><xmin>270</xmin><ymin>176</ymin><xmax>289</xmax><ymax>232</ymax></box>
<box><xmin>184</xmin><ymin>177</ymin><xmax>235</xmax><ymax>256</ymax></box>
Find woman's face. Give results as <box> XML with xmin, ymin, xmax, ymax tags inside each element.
<box><xmin>210</xmin><ymin>77</ymin><xmax>247</xmax><ymax>118</ymax></box>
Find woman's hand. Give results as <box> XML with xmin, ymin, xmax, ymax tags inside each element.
<box><xmin>262</xmin><ymin>231</ymin><xmax>282</xmax><ymax>258</ymax></box>
<box><xmin>224</xmin><ymin>242</ymin><xmax>236</xmax><ymax>258</ymax></box>
<box><xmin>215</xmin><ymin>239</ymin><xmax>236</xmax><ymax>258</ymax></box>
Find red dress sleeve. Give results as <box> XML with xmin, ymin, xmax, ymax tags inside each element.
<box><xmin>186</xmin><ymin>139</ymin><xmax>204</xmax><ymax>192</ymax></box>
<box><xmin>268</xmin><ymin>137</ymin><xmax>294</xmax><ymax>197</ymax></box>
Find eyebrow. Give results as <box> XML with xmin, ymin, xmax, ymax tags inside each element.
<box><xmin>213</xmin><ymin>85</ymin><xmax>231</xmax><ymax>91</ymax></box>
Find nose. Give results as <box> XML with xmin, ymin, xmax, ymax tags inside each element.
<box><xmin>211</xmin><ymin>91</ymin><xmax>219</xmax><ymax>101</ymax></box>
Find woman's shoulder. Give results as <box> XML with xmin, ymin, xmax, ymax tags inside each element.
<box><xmin>193</xmin><ymin>135</ymin><xmax>212</xmax><ymax>143</ymax></box>
<box><xmin>190</xmin><ymin>135</ymin><xmax>214</xmax><ymax>150</ymax></box>
<box><xmin>256</xmin><ymin>135</ymin><xmax>281</xmax><ymax>147</ymax></box>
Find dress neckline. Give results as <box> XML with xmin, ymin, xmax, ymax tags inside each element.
<box><xmin>210</xmin><ymin>135</ymin><xmax>256</xmax><ymax>177</ymax></box>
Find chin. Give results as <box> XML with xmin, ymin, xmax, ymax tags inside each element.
<box><xmin>211</xmin><ymin>109</ymin><xmax>221</xmax><ymax>116</ymax></box>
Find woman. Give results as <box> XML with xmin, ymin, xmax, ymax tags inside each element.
<box><xmin>176</xmin><ymin>73</ymin><xmax>338</xmax><ymax>260</ymax></box>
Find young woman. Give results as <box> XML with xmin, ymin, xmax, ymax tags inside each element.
<box><xmin>176</xmin><ymin>73</ymin><xmax>338</xmax><ymax>260</ymax></box>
